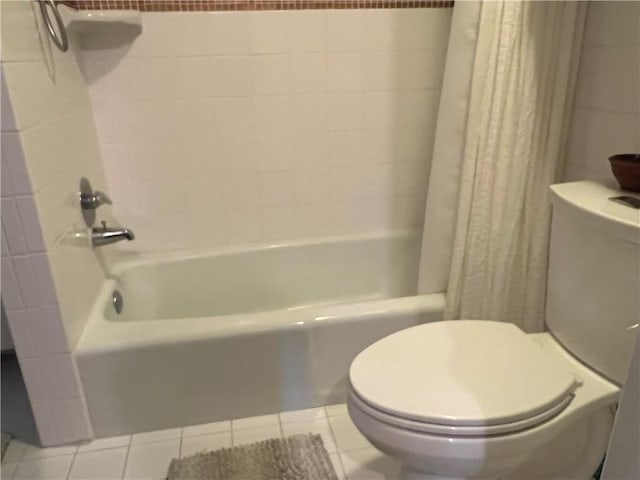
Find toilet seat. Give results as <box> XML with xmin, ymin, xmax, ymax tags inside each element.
<box><xmin>349</xmin><ymin>386</ymin><xmax>574</xmax><ymax>437</ymax></box>
<box><xmin>349</xmin><ymin>321</ymin><xmax>581</xmax><ymax>437</ymax></box>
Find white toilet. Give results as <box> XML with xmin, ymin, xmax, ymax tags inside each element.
<box><xmin>347</xmin><ymin>181</ymin><xmax>639</xmax><ymax>480</ymax></box>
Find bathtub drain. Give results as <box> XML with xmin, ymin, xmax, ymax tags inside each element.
<box><xmin>112</xmin><ymin>290</ymin><xmax>124</xmax><ymax>314</ymax></box>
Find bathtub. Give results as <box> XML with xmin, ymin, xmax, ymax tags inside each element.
<box><xmin>76</xmin><ymin>232</ymin><xmax>445</xmax><ymax>437</ymax></box>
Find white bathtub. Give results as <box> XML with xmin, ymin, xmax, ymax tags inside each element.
<box><xmin>76</xmin><ymin>232</ymin><xmax>445</xmax><ymax>437</ymax></box>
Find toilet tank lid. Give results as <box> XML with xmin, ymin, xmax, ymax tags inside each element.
<box><xmin>550</xmin><ymin>181</ymin><xmax>640</xmax><ymax>244</ymax></box>
<box><xmin>349</xmin><ymin>321</ymin><xmax>580</xmax><ymax>427</ymax></box>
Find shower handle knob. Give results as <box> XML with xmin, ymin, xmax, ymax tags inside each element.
<box><xmin>80</xmin><ymin>190</ymin><xmax>113</xmax><ymax>210</ymax></box>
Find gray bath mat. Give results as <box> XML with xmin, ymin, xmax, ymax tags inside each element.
<box><xmin>167</xmin><ymin>433</ymin><xmax>338</xmax><ymax>480</ymax></box>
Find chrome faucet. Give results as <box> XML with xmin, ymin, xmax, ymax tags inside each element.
<box><xmin>91</xmin><ymin>221</ymin><xmax>135</xmax><ymax>247</ymax></box>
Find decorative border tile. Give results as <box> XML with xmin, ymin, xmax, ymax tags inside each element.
<box><xmin>59</xmin><ymin>0</ymin><xmax>454</xmax><ymax>11</ymax></box>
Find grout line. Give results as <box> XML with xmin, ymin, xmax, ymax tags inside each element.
<box><xmin>64</xmin><ymin>448</ymin><xmax>79</xmax><ymax>480</ymax></box>
<box><xmin>326</xmin><ymin>409</ymin><xmax>348</xmax><ymax>477</ymax></box>
<box><xmin>119</xmin><ymin>437</ymin><xmax>132</xmax><ymax>480</ymax></box>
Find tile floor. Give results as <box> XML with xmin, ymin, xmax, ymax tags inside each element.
<box><xmin>1</xmin><ymin>404</ymin><xmax>400</xmax><ymax>480</ymax></box>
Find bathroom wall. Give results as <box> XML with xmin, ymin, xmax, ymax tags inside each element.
<box><xmin>77</xmin><ymin>6</ymin><xmax>452</xmax><ymax>253</ymax></box>
<box><xmin>564</xmin><ymin>1</ymin><xmax>640</xmax><ymax>182</ymax></box>
<box><xmin>1</xmin><ymin>0</ymin><xmax>109</xmax><ymax>444</ymax></box>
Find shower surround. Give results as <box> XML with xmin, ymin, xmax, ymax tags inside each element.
<box><xmin>78</xmin><ymin>6</ymin><xmax>453</xmax><ymax>255</ymax></box>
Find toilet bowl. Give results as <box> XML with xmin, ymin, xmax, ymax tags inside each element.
<box><xmin>348</xmin><ymin>323</ymin><xmax>618</xmax><ymax>479</ymax></box>
<box><xmin>347</xmin><ymin>181</ymin><xmax>639</xmax><ymax>480</ymax></box>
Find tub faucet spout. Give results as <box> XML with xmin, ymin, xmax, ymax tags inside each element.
<box><xmin>92</xmin><ymin>221</ymin><xmax>135</xmax><ymax>247</ymax></box>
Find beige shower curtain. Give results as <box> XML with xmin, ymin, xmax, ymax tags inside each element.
<box><xmin>420</xmin><ymin>1</ymin><xmax>586</xmax><ymax>332</ymax></box>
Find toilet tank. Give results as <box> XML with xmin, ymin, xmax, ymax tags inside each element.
<box><xmin>546</xmin><ymin>181</ymin><xmax>640</xmax><ymax>385</ymax></box>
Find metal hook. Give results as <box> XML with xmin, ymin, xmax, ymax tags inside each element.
<box><xmin>38</xmin><ymin>0</ymin><xmax>69</xmax><ymax>52</ymax></box>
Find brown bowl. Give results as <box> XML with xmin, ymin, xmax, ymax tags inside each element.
<box><xmin>609</xmin><ymin>154</ymin><xmax>640</xmax><ymax>192</ymax></box>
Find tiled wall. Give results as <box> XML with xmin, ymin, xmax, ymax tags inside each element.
<box><xmin>61</xmin><ymin>0</ymin><xmax>454</xmax><ymax>11</ymax></box>
<box><xmin>79</xmin><ymin>8</ymin><xmax>452</xmax><ymax>253</ymax></box>
<box><xmin>1</xmin><ymin>0</ymin><xmax>107</xmax><ymax>445</ymax></box>
<box><xmin>564</xmin><ymin>1</ymin><xmax>640</xmax><ymax>182</ymax></box>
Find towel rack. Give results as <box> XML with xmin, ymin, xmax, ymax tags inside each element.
<box><xmin>38</xmin><ymin>0</ymin><xmax>69</xmax><ymax>52</ymax></box>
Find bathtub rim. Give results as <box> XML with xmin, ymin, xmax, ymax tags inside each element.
<box><xmin>77</xmin><ymin>291</ymin><xmax>446</xmax><ymax>354</ymax></box>
<box><xmin>101</xmin><ymin>229</ymin><xmax>422</xmax><ymax>277</ymax></box>
<box><xmin>78</xmin><ymin>230</ymin><xmax>442</xmax><ymax>353</ymax></box>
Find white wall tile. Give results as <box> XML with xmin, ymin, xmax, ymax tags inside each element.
<box><xmin>583</xmin><ymin>1</ymin><xmax>640</xmax><ymax>47</ymax></box>
<box><xmin>227</xmin><ymin>209</ymin><xmax>261</xmax><ymax>244</ymax></box>
<box><xmin>287</xmin><ymin>11</ymin><xmax>327</xmax><ymax>53</ymax></box>
<box><xmin>172</xmin><ymin>57</ymin><xmax>216</xmax><ymax>101</ymax></box>
<box><xmin>205</xmin><ymin>12</ymin><xmax>250</xmax><ymax>56</ymax></box>
<box><xmin>400</xmin><ymin>50</ymin><xmax>446</xmax><ymax>89</ymax></box>
<box><xmin>260</xmin><ymin>206</ymin><xmax>297</xmax><ymax>241</ymax></box>
<box><xmin>127</xmin><ymin>58</ymin><xmax>176</xmax><ymax>101</ymax></box>
<box><xmin>363</xmin><ymin>10</ymin><xmax>398</xmax><ymax>52</ymax></box>
<box><xmin>79</xmin><ymin>9</ymin><xmax>451</xmax><ymax>254</ymax></box>
<box><xmin>26</xmin><ymin>306</ymin><xmax>70</xmax><ymax>356</ymax></box>
<box><xmin>327</xmin><ymin>10</ymin><xmax>365</xmax><ymax>52</ymax></box>
<box><xmin>292</xmin><ymin>132</ymin><xmax>328</xmax><ymax>170</ymax></box>
<box><xmin>564</xmin><ymin>1</ymin><xmax>640</xmax><ymax>183</ymax></box>
<box><xmin>14</xmin><ymin>196</ymin><xmax>46</xmax><ymax>253</ymax></box>
<box><xmin>362</xmin><ymin>91</ymin><xmax>399</xmax><ymax>129</ymax></box>
<box><xmin>2</xmin><ymin>0</ymin><xmax>105</xmax><ymax>446</ymax></box>
<box><xmin>50</xmin><ymin>397</ymin><xmax>93</xmax><ymax>444</ymax></box>
<box><xmin>1</xmin><ymin>57</ymin><xmax>87</xmax><ymax>131</ymax></box>
<box><xmin>1</xmin><ymin>258</ymin><xmax>24</xmax><ymax>310</ymax></box>
<box><xmin>213</xmin><ymin>56</ymin><xmax>253</xmax><ymax>98</ymax></box>
<box><xmin>1</xmin><ymin>133</ymin><xmax>32</xmax><ymax>195</ymax></box>
<box><xmin>214</xmin><ymin>97</ymin><xmax>254</xmax><ymax>137</ymax></box>
<box><xmin>0</xmin><ymin>1</ymin><xmax>45</xmax><ymax>63</ymax></box>
<box><xmin>214</xmin><ymin>137</ymin><xmax>258</xmax><ymax>174</ymax></box>
<box><xmin>11</xmin><ymin>254</ymin><xmax>57</xmax><ymax>308</ymax></box>
<box><xmin>39</xmin><ymin>354</ymin><xmax>82</xmax><ymax>401</ymax></box>
<box><xmin>290</xmin><ymin>53</ymin><xmax>327</xmax><ymax>94</ymax></box>
<box><xmin>255</xmin><ymin>135</ymin><xmax>294</xmax><ymax>172</ymax></box>
<box><xmin>328</xmin><ymin>52</ymin><xmax>364</xmax><ymax>92</ymax></box>
<box><xmin>363</xmin><ymin>51</ymin><xmax>400</xmax><ymax>91</ymax></box>
<box><xmin>327</xmin><ymin>130</ymin><xmax>366</xmax><ymax>167</ymax></box>
<box><xmin>252</xmin><ymin>55</ymin><xmax>290</xmax><ymax>96</ymax></box>
<box><xmin>248</xmin><ymin>11</ymin><xmax>289</xmax><ymax>54</ymax></box>
<box><xmin>327</xmin><ymin>93</ymin><xmax>364</xmax><ymax>130</ymax></box>
<box><xmin>395</xmin><ymin>9</ymin><xmax>453</xmax><ymax>51</ymax></box>
<box><xmin>575</xmin><ymin>45</ymin><xmax>640</xmax><ymax>114</ymax></box>
<box><xmin>1</xmin><ymin>70</ymin><xmax>18</xmax><ymax>132</ymax></box>
<box><xmin>4</xmin><ymin>310</ymin><xmax>34</xmax><ymax>358</ymax></box>
<box><xmin>17</xmin><ymin>357</ymin><xmax>48</xmax><ymax>405</ymax></box>
<box><xmin>253</xmin><ymin>96</ymin><xmax>292</xmax><ymax>135</ymax></box>
<box><xmin>259</xmin><ymin>171</ymin><xmax>295</xmax><ymax>207</ymax></box>
<box><xmin>290</xmin><ymin>94</ymin><xmax>328</xmax><ymax>133</ymax></box>
<box><xmin>29</xmin><ymin>402</ymin><xmax>58</xmax><ymax>447</ymax></box>
<box><xmin>1</xmin><ymin>198</ymin><xmax>27</xmax><ymax>255</ymax></box>
<box><xmin>566</xmin><ymin>107</ymin><xmax>639</xmax><ymax>182</ymax></box>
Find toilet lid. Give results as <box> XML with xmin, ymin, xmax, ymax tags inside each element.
<box><xmin>349</xmin><ymin>321</ymin><xmax>580</xmax><ymax>428</ymax></box>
